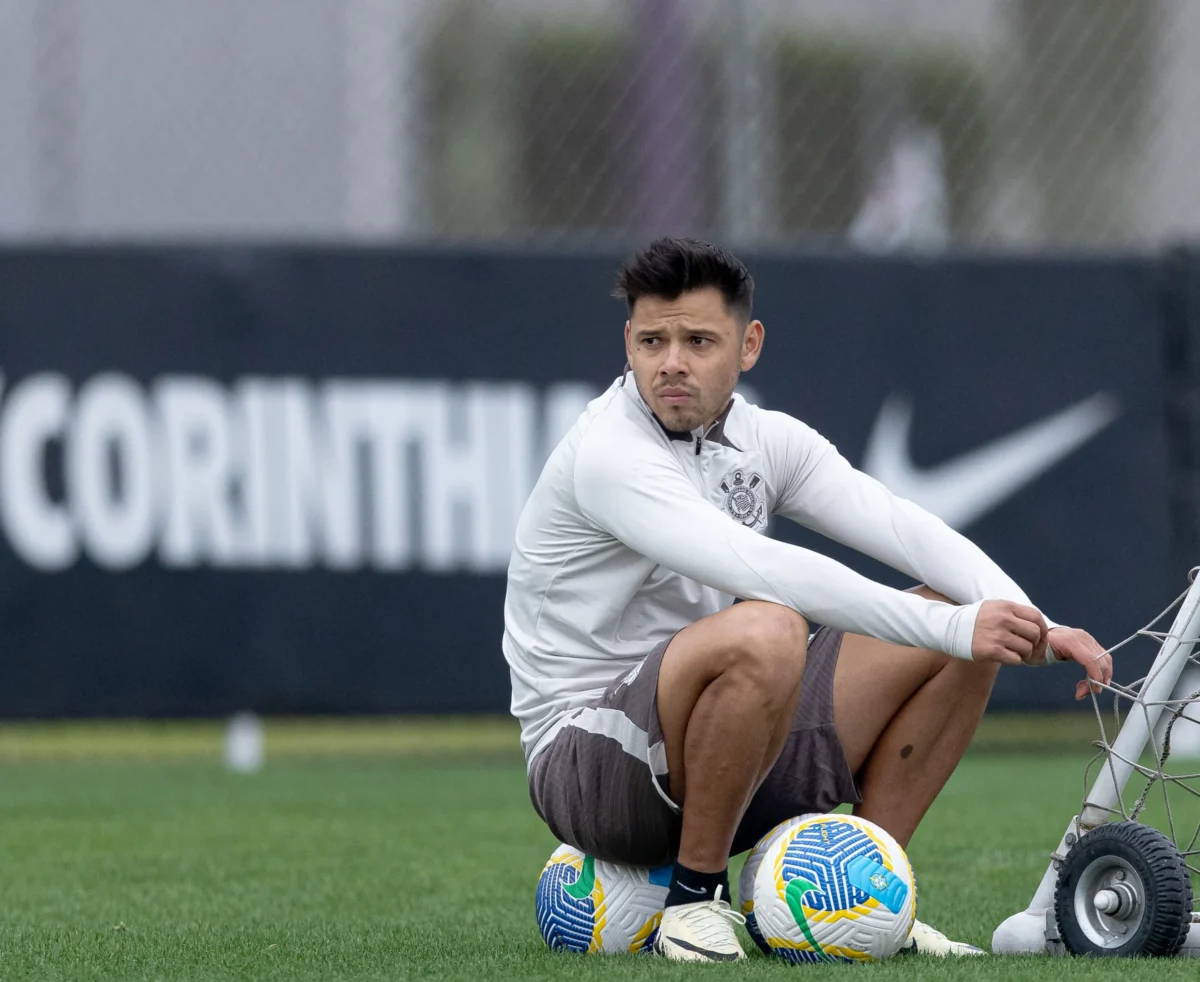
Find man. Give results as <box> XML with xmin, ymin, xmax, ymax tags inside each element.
<box><xmin>503</xmin><ymin>238</ymin><xmax>1111</xmax><ymax>962</ymax></box>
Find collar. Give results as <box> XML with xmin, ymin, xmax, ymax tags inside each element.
<box><xmin>620</xmin><ymin>371</ymin><xmax>740</xmax><ymax>450</ymax></box>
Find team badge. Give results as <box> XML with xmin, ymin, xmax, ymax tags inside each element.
<box><xmin>720</xmin><ymin>469</ymin><xmax>766</xmax><ymax>530</ymax></box>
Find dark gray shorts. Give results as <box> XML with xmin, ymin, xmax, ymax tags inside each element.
<box><xmin>528</xmin><ymin>626</ymin><xmax>862</xmax><ymax>867</ymax></box>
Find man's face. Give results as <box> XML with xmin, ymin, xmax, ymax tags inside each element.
<box><xmin>624</xmin><ymin>287</ymin><xmax>764</xmax><ymax>433</ymax></box>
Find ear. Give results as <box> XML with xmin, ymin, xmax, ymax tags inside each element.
<box><xmin>624</xmin><ymin>321</ymin><xmax>633</xmax><ymax>362</ymax></box>
<box><xmin>740</xmin><ymin>320</ymin><xmax>764</xmax><ymax>372</ymax></box>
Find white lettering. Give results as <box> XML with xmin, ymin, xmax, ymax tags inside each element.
<box><xmin>235</xmin><ymin>378</ymin><xmax>370</xmax><ymax>570</ymax></box>
<box><xmin>419</xmin><ymin>384</ymin><xmax>494</xmax><ymax>572</ymax></box>
<box><xmin>0</xmin><ymin>371</ymin><xmax>598</xmax><ymax>575</ymax></box>
<box><xmin>68</xmin><ymin>374</ymin><xmax>156</xmax><ymax>570</ymax></box>
<box><xmin>355</xmin><ymin>382</ymin><xmax>427</xmax><ymax>570</ymax></box>
<box><xmin>0</xmin><ymin>373</ymin><xmax>77</xmax><ymax>570</ymax></box>
<box><xmin>235</xmin><ymin>379</ymin><xmax>275</xmax><ymax>567</ymax></box>
<box><xmin>485</xmin><ymin>384</ymin><xmax>536</xmax><ymax>568</ymax></box>
<box><xmin>156</xmin><ymin>377</ymin><xmax>239</xmax><ymax>567</ymax></box>
<box><xmin>317</xmin><ymin>384</ymin><xmax>374</xmax><ymax>569</ymax></box>
<box><xmin>543</xmin><ymin>383</ymin><xmax>598</xmax><ymax>458</ymax></box>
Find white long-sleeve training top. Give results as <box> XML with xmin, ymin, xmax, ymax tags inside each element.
<box><xmin>504</xmin><ymin>373</ymin><xmax>1053</xmax><ymax>765</ymax></box>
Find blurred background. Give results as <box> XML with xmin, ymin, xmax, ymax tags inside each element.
<box><xmin>2</xmin><ymin>0</ymin><xmax>1200</xmax><ymax>736</ymax></box>
<box><xmin>3</xmin><ymin>0</ymin><xmax>1199</xmax><ymax>248</ymax></box>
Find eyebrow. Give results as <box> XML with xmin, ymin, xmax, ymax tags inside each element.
<box><xmin>633</xmin><ymin>326</ymin><xmax>721</xmax><ymax>339</ymax></box>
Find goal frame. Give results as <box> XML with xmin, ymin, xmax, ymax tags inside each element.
<box><xmin>992</xmin><ymin>571</ymin><xmax>1200</xmax><ymax>955</ymax></box>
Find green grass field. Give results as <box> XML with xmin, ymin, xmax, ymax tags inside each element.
<box><xmin>2</xmin><ymin>716</ymin><xmax>1199</xmax><ymax>981</ymax></box>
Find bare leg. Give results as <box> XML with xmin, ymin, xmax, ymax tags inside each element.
<box><xmin>656</xmin><ymin>601</ymin><xmax>808</xmax><ymax>872</ymax></box>
<box><xmin>832</xmin><ymin>587</ymin><xmax>998</xmax><ymax>848</ymax></box>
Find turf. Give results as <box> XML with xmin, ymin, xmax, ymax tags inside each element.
<box><xmin>1</xmin><ymin>720</ymin><xmax>1200</xmax><ymax>980</ymax></box>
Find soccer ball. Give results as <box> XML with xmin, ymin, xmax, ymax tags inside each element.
<box><xmin>739</xmin><ymin>815</ymin><xmax>821</xmax><ymax>954</ymax></box>
<box><xmin>750</xmin><ymin>813</ymin><xmax>917</xmax><ymax>963</ymax></box>
<box><xmin>535</xmin><ymin>843</ymin><xmax>671</xmax><ymax>954</ymax></box>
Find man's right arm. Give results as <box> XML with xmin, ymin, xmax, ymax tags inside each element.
<box><xmin>572</xmin><ymin>429</ymin><xmax>981</xmax><ymax>659</ymax></box>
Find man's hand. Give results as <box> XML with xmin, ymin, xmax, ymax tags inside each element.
<box><xmin>971</xmin><ymin>600</ymin><xmax>1047</xmax><ymax>665</ymax></box>
<box><xmin>1045</xmin><ymin>626</ymin><xmax>1112</xmax><ymax>700</ymax></box>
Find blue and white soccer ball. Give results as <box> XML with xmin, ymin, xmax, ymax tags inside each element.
<box><xmin>739</xmin><ymin>815</ymin><xmax>820</xmax><ymax>954</ymax></box>
<box><xmin>535</xmin><ymin>843</ymin><xmax>671</xmax><ymax>954</ymax></box>
<box><xmin>748</xmin><ymin>814</ymin><xmax>917</xmax><ymax>963</ymax></box>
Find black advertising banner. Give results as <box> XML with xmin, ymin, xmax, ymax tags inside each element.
<box><xmin>0</xmin><ymin>247</ymin><xmax>1174</xmax><ymax>715</ymax></box>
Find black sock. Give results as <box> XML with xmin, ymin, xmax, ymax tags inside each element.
<box><xmin>665</xmin><ymin>862</ymin><xmax>729</xmax><ymax>908</ymax></box>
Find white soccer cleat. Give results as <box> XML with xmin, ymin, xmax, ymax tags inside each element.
<box><xmin>902</xmin><ymin>919</ymin><xmax>986</xmax><ymax>956</ymax></box>
<box><xmin>654</xmin><ymin>885</ymin><xmax>747</xmax><ymax>962</ymax></box>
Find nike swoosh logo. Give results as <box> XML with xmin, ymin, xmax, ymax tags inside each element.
<box><xmin>862</xmin><ymin>393</ymin><xmax>1119</xmax><ymax>529</ymax></box>
<box><xmin>660</xmin><ymin>937</ymin><xmax>741</xmax><ymax>961</ymax></box>
<box><xmin>563</xmin><ymin>855</ymin><xmax>595</xmax><ymax>901</ymax></box>
<box><xmin>784</xmin><ymin>877</ymin><xmax>834</xmax><ymax>963</ymax></box>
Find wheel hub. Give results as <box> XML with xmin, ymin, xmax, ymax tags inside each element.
<box><xmin>1075</xmin><ymin>856</ymin><xmax>1146</xmax><ymax>948</ymax></box>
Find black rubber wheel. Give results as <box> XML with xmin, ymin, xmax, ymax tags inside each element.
<box><xmin>1054</xmin><ymin>821</ymin><xmax>1191</xmax><ymax>957</ymax></box>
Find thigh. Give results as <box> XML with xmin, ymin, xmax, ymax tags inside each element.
<box><xmin>732</xmin><ymin>627</ymin><xmax>861</xmax><ymax>854</ymax></box>
<box><xmin>655</xmin><ymin>601</ymin><xmax>808</xmax><ymax>805</ymax></box>
<box><xmin>831</xmin><ymin>631</ymin><xmax>947</xmax><ymax>775</ymax></box>
<box><xmin>831</xmin><ymin>584</ymin><xmax>959</xmax><ymax>774</ymax></box>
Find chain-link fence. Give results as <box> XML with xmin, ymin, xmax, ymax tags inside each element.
<box><xmin>1</xmin><ymin>0</ymin><xmax>1198</xmax><ymax>250</ymax></box>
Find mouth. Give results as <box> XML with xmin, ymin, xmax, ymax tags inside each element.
<box><xmin>658</xmin><ymin>388</ymin><xmax>694</xmax><ymax>406</ymax></box>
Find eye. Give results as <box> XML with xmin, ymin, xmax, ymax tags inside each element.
<box><xmin>690</xmin><ymin>336</ymin><xmax>714</xmax><ymax>347</ymax></box>
<box><xmin>641</xmin><ymin>337</ymin><xmax>662</xmax><ymax>347</ymax></box>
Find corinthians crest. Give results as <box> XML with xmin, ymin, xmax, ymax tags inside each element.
<box><xmin>720</xmin><ymin>469</ymin><xmax>766</xmax><ymax>529</ymax></box>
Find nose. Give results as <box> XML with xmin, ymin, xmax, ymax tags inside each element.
<box><xmin>659</xmin><ymin>341</ymin><xmax>688</xmax><ymax>377</ymax></box>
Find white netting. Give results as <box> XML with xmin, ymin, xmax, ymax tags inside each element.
<box><xmin>1079</xmin><ymin>570</ymin><xmax>1200</xmax><ymax>905</ymax></box>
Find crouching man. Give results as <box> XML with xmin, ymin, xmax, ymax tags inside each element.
<box><xmin>502</xmin><ymin>238</ymin><xmax>1110</xmax><ymax>961</ymax></box>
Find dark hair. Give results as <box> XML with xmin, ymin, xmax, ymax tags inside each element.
<box><xmin>613</xmin><ymin>237</ymin><xmax>754</xmax><ymax>322</ymax></box>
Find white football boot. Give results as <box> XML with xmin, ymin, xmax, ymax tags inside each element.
<box><xmin>654</xmin><ymin>885</ymin><xmax>747</xmax><ymax>963</ymax></box>
<box><xmin>902</xmin><ymin>919</ymin><xmax>986</xmax><ymax>956</ymax></box>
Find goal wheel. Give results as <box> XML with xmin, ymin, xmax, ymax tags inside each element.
<box><xmin>1054</xmin><ymin>821</ymin><xmax>1192</xmax><ymax>957</ymax></box>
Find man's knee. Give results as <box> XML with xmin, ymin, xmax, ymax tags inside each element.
<box><xmin>961</xmin><ymin>655</ymin><xmax>1001</xmax><ymax>686</ymax></box>
<box><xmin>725</xmin><ymin>602</ymin><xmax>808</xmax><ymax>688</ymax></box>
<box><xmin>908</xmin><ymin>584</ymin><xmax>1011</xmax><ymax>675</ymax></box>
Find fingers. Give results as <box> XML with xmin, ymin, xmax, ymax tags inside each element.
<box><xmin>976</xmin><ymin>646</ymin><xmax>1024</xmax><ymax>667</ymax></box>
<box><xmin>1085</xmin><ymin>652</ymin><xmax>1112</xmax><ymax>691</ymax></box>
<box><xmin>1004</xmin><ymin>604</ymin><xmax>1047</xmax><ymax>662</ymax></box>
<box><xmin>1064</xmin><ymin>630</ymin><xmax>1111</xmax><ymax>700</ymax></box>
<box><xmin>1002</xmin><ymin>619</ymin><xmax>1042</xmax><ymax>661</ymax></box>
<box><xmin>1030</xmin><ymin>634</ymin><xmax>1049</xmax><ymax>666</ymax></box>
<box><xmin>1076</xmin><ymin>673</ymin><xmax>1105</xmax><ymax>700</ymax></box>
<box><xmin>972</xmin><ymin>600</ymin><xmax>1050</xmax><ymax>664</ymax></box>
<box><xmin>1011</xmin><ymin>604</ymin><xmax>1049</xmax><ymax>636</ymax></box>
<box><xmin>1007</xmin><ymin>615</ymin><xmax>1043</xmax><ymax>646</ymax></box>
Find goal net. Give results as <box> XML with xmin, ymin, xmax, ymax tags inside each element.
<box><xmin>1079</xmin><ymin>575</ymin><xmax>1200</xmax><ymax>892</ymax></box>
<box><xmin>993</xmin><ymin>568</ymin><xmax>1200</xmax><ymax>956</ymax></box>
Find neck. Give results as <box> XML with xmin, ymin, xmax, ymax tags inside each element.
<box><xmin>652</xmin><ymin>398</ymin><xmax>734</xmax><ymax>443</ymax></box>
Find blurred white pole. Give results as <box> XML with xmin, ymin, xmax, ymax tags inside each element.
<box><xmin>32</xmin><ymin>0</ymin><xmax>80</xmax><ymax>235</ymax></box>
<box><xmin>632</xmin><ymin>0</ymin><xmax>701</xmax><ymax>235</ymax></box>
<box><xmin>344</xmin><ymin>0</ymin><xmax>423</xmax><ymax>237</ymax></box>
<box><xmin>856</xmin><ymin>4</ymin><xmax>908</xmax><ymax>203</ymax></box>
<box><xmin>225</xmin><ymin>713</ymin><xmax>265</xmax><ymax>773</ymax></box>
<box><xmin>719</xmin><ymin>0</ymin><xmax>774</xmax><ymax>245</ymax></box>
<box><xmin>1137</xmin><ymin>0</ymin><xmax>1200</xmax><ymax>243</ymax></box>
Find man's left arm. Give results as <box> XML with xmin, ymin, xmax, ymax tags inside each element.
<box><xmin>770</xmin><ymin>415</ymin><xmax>1111</xmax><ymax>697</ymax></box>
